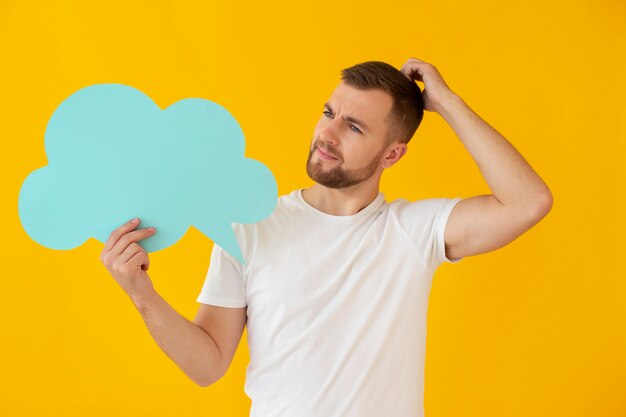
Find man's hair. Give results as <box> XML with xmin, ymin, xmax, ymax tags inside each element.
<box><xmin>340</xmin><ymin>61</ymin><xmax>424</xmax><ymax>145</ymax></box>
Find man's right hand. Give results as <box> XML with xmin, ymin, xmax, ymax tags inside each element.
<box><xmin>98</xmin><ymin>218</ymin><xmax>231</xmax><ymax>386</ymax></box>
<box><xmin>100</xmin><ymin>217</ymin><xmax>157</xmax><ymax>302</ymax></box>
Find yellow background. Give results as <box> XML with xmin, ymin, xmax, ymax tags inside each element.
<box><xmin>1</xmin><ymin>1</ymin><xmax>624</xmax><ymax>416</ymax></box>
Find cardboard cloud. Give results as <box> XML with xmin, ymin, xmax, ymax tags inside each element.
<box><xmin>18</xmin><ymin>83</ymin><xmax>277</xmax><ymax>264</ymax></box>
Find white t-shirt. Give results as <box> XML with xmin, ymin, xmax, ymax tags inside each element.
<box><xmin>196</xmin><ymin>189</ymin><xmax>463</xmax><ymax>417</ymax></box>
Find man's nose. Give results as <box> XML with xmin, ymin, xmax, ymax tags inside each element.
<box><xmin>319</xmin><ymin>120</ymin><xmax>340</xmax><ymax>145</ymax></box>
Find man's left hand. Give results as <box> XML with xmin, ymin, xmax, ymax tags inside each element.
<box><xmin>400</xmin><ymin>57</ymin><xmax>456</xmax><ymax>114</ymax></box>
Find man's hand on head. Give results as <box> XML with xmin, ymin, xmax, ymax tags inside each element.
<box><xmin>400</xmin><ymin>57</ymin><xmax>456</xmax><ymax>114</ymax></box>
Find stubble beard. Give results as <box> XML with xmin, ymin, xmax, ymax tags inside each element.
<box><xmin>305</xmin><ymin>143</ymin><xmax>386</xmax><ymax>189</ymax></box>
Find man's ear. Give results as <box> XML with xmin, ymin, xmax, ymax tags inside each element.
<box><xmin>381</xmin><ymin>142</ymin><xmax>408</xmax><ymax>168</ymax></box>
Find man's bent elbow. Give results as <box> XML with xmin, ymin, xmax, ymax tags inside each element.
<box><xmin>194</xmin><ymin>376</ymin><xmax>218</xmax><ymax>388</ymax></box>
<box><xmin>194</xmin><ymin>369</ymin><xmax>225</xmax><ymax>387</ymax></box>
<box><xmin>536</xmin><ymin>191</ymin><xmax>554</xmax><ymax>218</ymax></box>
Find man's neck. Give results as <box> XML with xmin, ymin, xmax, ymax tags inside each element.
<box><xmin>301</xmin><ymin>180</ymin><xmax>381</xmax><ymax>216</ymax></box>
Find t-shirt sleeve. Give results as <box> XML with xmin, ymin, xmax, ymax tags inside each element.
<box><xmin>196</xmin><ymin>241</ymin><xmax>247</xmax><ymax>308</ymax></box>
<box><xmin>391</xmin><ymin>197</ymin><xmax>464</xmax><ymax>269</ymax></box>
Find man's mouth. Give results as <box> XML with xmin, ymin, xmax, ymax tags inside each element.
<box><xmin>316</xmin><ymin>146</ymin><xmax>338</xmax><ymax>160</ymax></box>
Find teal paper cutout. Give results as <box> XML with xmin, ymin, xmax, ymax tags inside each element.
<box><xmin>18</xmin><ymin>83</ymin><xmax>277</xmax><ymax>264</ymax></box>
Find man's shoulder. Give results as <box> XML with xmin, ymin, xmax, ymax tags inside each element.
<box><xmin>386</xmin><ymin>197</ymin><xmax>463</xmax><ymax>226</ymax></box>
<box><xmin>233</xmin><ymin>189</ymin><xmax>302</xmax><ymax>229</ymax></box>
<box><xmin>387</xmin><ymin>196</ymin><xmax>450</xmax><ymax>211</ymax></box>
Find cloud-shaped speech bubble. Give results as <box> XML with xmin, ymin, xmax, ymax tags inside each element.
<box><xmin>18</xmin><ymin>83</ymin><xmax>277</xmax><ymax>264</ymax></box>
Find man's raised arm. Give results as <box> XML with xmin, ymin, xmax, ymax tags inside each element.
<box><xmin>400</xmin><ymin>57</ymin><xmax>553</xmax><ymax>260</ymax></box>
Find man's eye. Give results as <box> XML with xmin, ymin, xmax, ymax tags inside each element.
<box><xmin>322</xmin><ymin>110</ymin><xmax>363</xmax><ymax>134</ymax></box>
<box><xmin>322</xmin><ymin>111</ymin><xmax>361</xmax><ymax>134</ymax></box>
<box><xmin>349</xmin><ymin>125</ymin><xmax>362</xmax><ymax>134</ymax></box>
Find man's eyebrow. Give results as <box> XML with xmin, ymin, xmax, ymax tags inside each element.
<box><xmin>324</xmin><ymin>102</ymin><xmax>370</xmax><ymax>133</ymax></box>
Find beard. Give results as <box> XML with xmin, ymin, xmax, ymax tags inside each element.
<box><xmin>306</xmin><ymin>143</ymin><xmax>386</xmax><ymax>189</ymax></box>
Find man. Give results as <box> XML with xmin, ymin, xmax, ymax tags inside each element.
<box><xmin>100</xmin><ymin>57</ymin><xmax>553</xmax><ymax>417</ymax></box>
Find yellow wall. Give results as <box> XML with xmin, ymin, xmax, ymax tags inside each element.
<box><xmin>1</xmin><ymin>1</ymin><xmax>624</xmax><ymax>416</ymax></box>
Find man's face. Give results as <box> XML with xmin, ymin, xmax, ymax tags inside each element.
<box><xmin>306</xmin><ymin>81</ymin><xmax>399</xmax><ymax>189</ymax></box>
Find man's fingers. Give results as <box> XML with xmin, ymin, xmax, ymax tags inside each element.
<box><xmin>410</xmin><ymin>68</ymin><xmax>424</xmax><ymax>82</ymax></box>
<box><xmin>127</xmin><ymin>251</ymin><xmax>150</xmax><ymax>271</ymax></box>
<box><xmin>401</xmin><ymin>67</ymin><xmax>412</xmax><ymax>80</ymax></box>
<box><xmin>401</xmin><ymin>57</ymin><xmax>426</xmax><ymax>73</ymax></box>
<box><xmin>402</xmin><ymin>64</ymin><xmax>424</xmax><ymax>82</ymax></box>
<box><xmin>400</xmin><ymin>59</ymin><xmax>429</xmax><ymax>83</ymax></box>
<box><xmin>116</xmin><ymin>242</ymin><xmax>145</xmax><ymax>265</ymax></box>
<box><xmin>110</xmin><ymin>227</ymin><xmax>156</xmax><ymax>257</ymax></box>
<box><xmin>103</xmin><ymin>218</ymin><xmax>140</xmax><ymax>253</ymax></box>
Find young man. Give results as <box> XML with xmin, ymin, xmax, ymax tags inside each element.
<box><xmin>101</xmin><ymin>58</ymin><xmax>552</xmax><ymax>417</ymax></box>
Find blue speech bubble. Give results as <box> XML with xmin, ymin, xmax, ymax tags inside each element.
<box><xmin>18</xmin><ymin>83</ymin><xmax>277</xmax><ymax>264</ymax></box>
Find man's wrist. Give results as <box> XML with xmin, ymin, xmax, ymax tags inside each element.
<box><xmin>130</xmin><ymin>285</ymin><xmax>158</xmax><ymax>312</ymax></box>
<box><xmin>436</xmin><ymin>90</ymin><xmax>465</xmax><ymax>121</ymax></box>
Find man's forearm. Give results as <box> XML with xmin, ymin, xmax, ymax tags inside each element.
<box><xmin>130</xmin><ymin>287</ymin><xmax>224</xmax><ymax>387</ymax></box>
<box><xmin>437</xmin><ymin>91</ymin><xmax>552</xmax><ymax>211</ymax></box>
